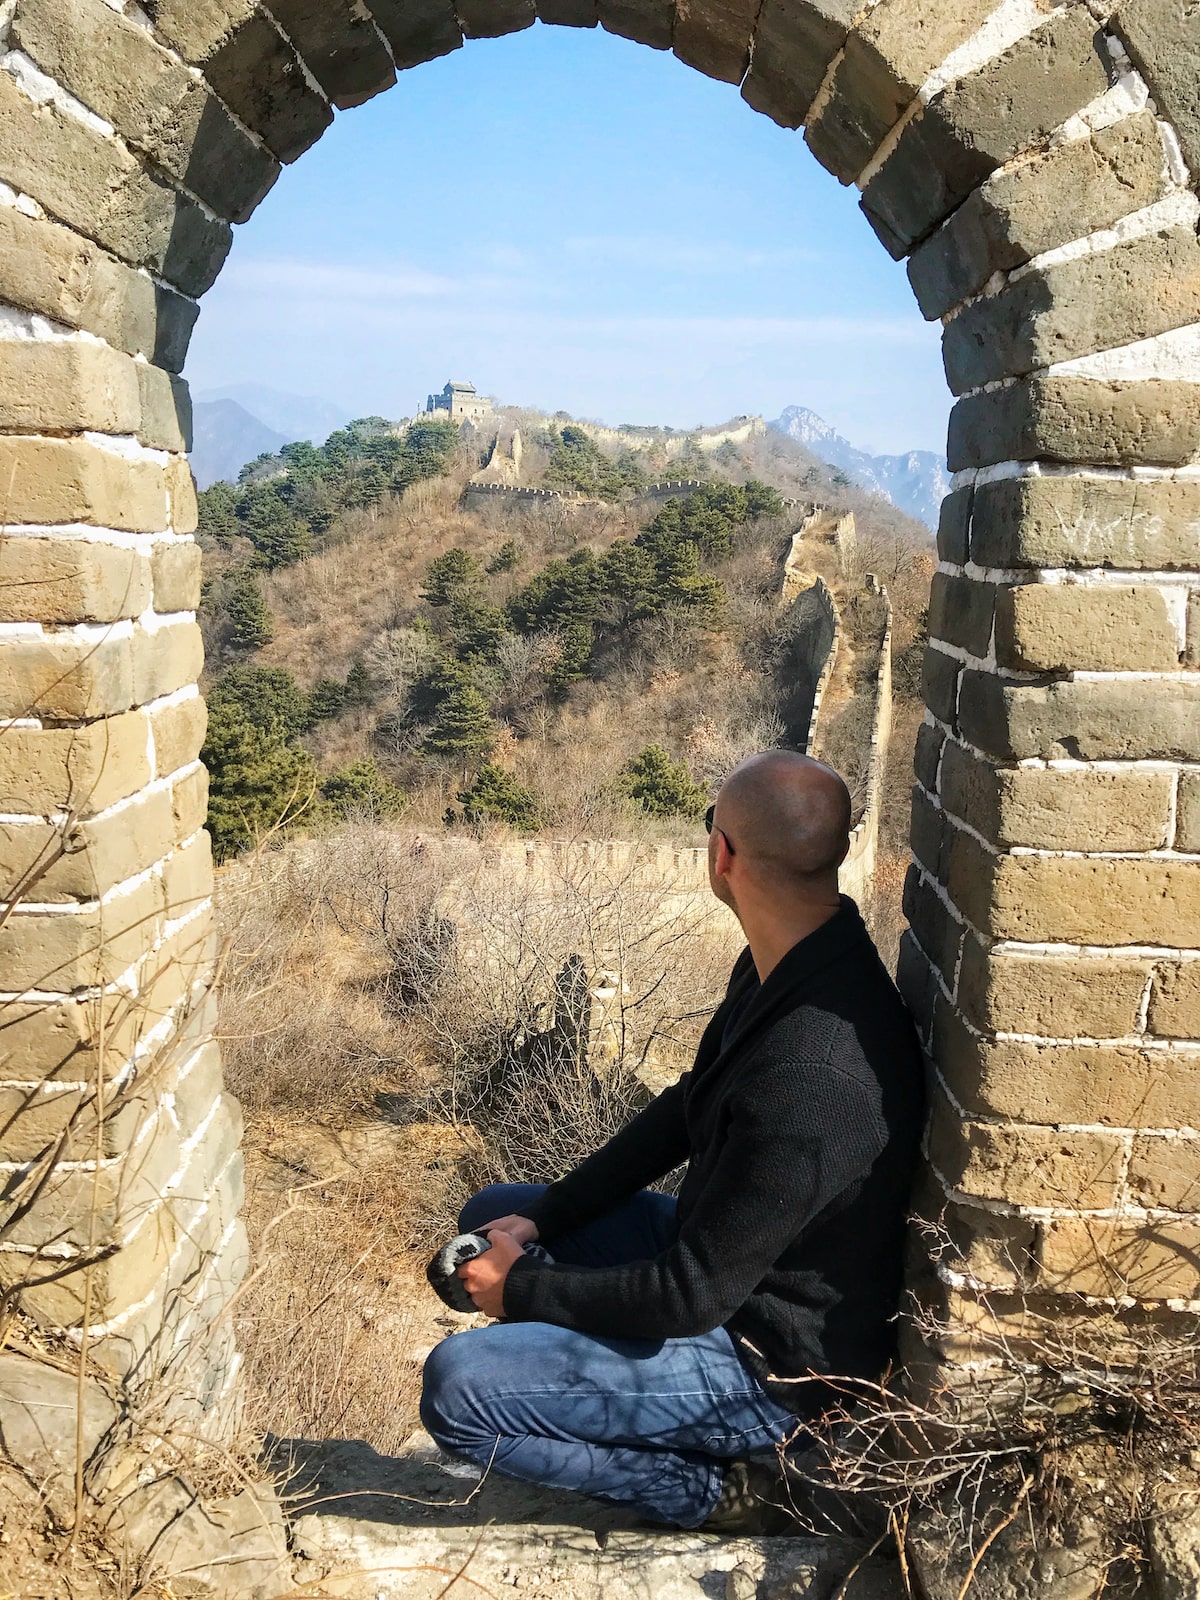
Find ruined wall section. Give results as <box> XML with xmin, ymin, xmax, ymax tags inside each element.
<box><xmin>833</xmin><ymin>591</ymin><xmax>892</xmax><ymax>908</ymax></box>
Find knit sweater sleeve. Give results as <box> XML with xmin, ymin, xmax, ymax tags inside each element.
<box><xmin>503</xmin><ymin>1038</ymin><xmax>885</xmax><ymax>1340</ymax></box>
<box><xmin>517</xmin><ymin>1077</ymin><xmax>691</xmax><ymax>1242</ymax></box>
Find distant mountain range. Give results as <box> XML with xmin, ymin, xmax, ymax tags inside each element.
<box><xmin>769</xmin><ymin>406</ymin><xmax>949</xmax><ymax>529</ymax></box>
<box><xmin>187</xmin><ymin>384</ymin><xmax>947</xmax><ymax>526</ymax></box>
<box><xmin>190</xmin><ymin>385</ymin><xmax>351</xmax><ymax>489</ymax></box>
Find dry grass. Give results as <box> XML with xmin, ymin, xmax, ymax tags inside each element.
<box><xmin>216</xmin><ymin>821</ymin><xmax>741</xmax><ymax>1452</ymax></box>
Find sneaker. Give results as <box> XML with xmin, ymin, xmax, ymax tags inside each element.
<box><xmin>701</xmin><ymin>1459</ymin><xmax>796</xmax><ymax>1537</ymax></box>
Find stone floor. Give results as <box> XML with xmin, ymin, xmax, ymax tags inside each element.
<box><xmin>276</xmin><ymin>1430</ymin><xmax>905</xmax><ymax>1599</ymax></box>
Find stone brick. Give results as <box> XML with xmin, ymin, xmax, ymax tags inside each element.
<box><xmin>1148</xmin><ymin>964</ymin><xmax>1200</xmax><ymax>1041</ymax></box>
<box><xmin>942</xmin><ymin>1198</ymin><xmax>1039</xmax><ymax>1292</ymax></box>
<box><xmin>1115</xmin><ymin>0</ymin><xmax>1200</xmax><ymax>178</ymax></box>
<box><xmin>151</xmin><ymin>541</ymin><xmax>203</xmax><ymax>614</ymax></box>
<box><xmin>1040</xmin><ymin>1217</ymin><xmax>1200</xmax><ymax>1301</ymax></box>
<box><xmin>929</xmin><ymin>1096</ymin><xmax>1126</xmax><ymax>1209</ymax></box>
<box><xmin>366</xmin><ymin>0</ymin><xmax>462</xmax><ymax>70</ymax></box>
<box><xmin>909</xmin><ymin>782</ymin><xmax>947</xmax><ymax>881</ymax></box>
<box><xmin>937</xmin><ymin>485</ymin><xmax>971</xmax><ymax>566</ymax></box>
<box><xmin>0</xmin><ymin>206</ymin><xmax>197</xmax><ymax>373</ymax></box>
<box><xmin>172</xmin><ymin>1040</ymin><xmax>227</xmax><ymax>1145</ymax></box>
<box><xmin>150</xmin><ymin>693</ymin><xmax>208</xmax><ymax>779</ymax></box>
<box><xmin>597</xmin><ymin>0</ymin><xmax>673</xmax><ymax>48</ymax></box>
<box><xmin>947</xmin><ymin>840</ymin><xmax>1200</xmax><ymax>947</ymax></box>
<box><xmin>0</xmin><ymin>1090</ymin><xmax>181</xmax><ymax>1255</ymax></box>
<box><xmin>0</xmin><ymin>874</ymin><xmax>164</xmax><ymax>994</ymax></box>
<box><xmin>0</xmin><ymin>71</ymin><xmax>231</xmax><ymax>297</ymax></box>
<box><xmin>0</xmin><ymin>538</ymin><xmax>151</xmax><ymax>625</ymax></box>
<box><xmin>913</xmin><ymin>719</ymin><xmax>944</xmax><ymax>793</ymax></box>
<box><xmin>861</xmin><ymin>9</ymin><xmax>1111</xmax><ymax>257</ymax></box>
<box><xmin>0</xmin><ymin>435</ymin><xmax>167</xmax><ymax>534</ymax></box>
<box><xmin>1126</xmin><ymin>1136</ymin><xmax>1200</xmax><ymax>1212</ymax></box>
<box><xmin>956</xmin><ymin>935</ymin><xmax>1151</xmax><ymax>1039</ymax></box>
<box><xmin>137</xmin><ymin>366</ymin><xmax>191</xmax><ymax>455</ymax></box>
<box><xmin>903</xmin><ymin>864</ymin><xmax>963</xmax><ymax>989</ymax></box>
<box><xmin>935</xmin><ymin>1000</ymin><xmax>1200</xmax><ymax>1128</ymax></box>
<box><xmin>0</xmin><ymin>710</ymin><xmax>152</xmax><ymax>816</ymax></box>
<box><xmin>456</xmin><ymin>0</ymin><xmax>537</xmax><ymax>38</ymax></box>
<box><xmin>993</xmin><ymin>582</ymin><xmax>1179</xmax><ymax>673</ymax></box>
<box><xmin>908</xmin><ymin>112</ymin><xmax>1170</xmax><ymax>319</ymax></box>
<box><xmin>1187</xmin><ymin>591</ymin><xmax>1200</xmax><ymax>671</ymax></box>
<box><xmin>0</xmin><ymin>786</ymin><xmax>176</xmax><ymax>903</ymax></box>
<box><xmin>130</xmin><ymin>620</ymin><xmax>204</xmax><ymax>708</ymax></box>
<box><xmin>943</xmin><ymin>228</ymin><xmax>1200</xmax><ymax>395</ymax></box>
<box><xmin>921</xmin><ymin>643</ymin><xmax>960</xmax><ymax>729</ymax></box>
<box><xmin>162</xmin><ymin>833</ymin><xmax>215</xmax><ymax>922</ymax></box>
<box><xmin>940</xmin><ymin>739</ymin><xmax>1174</xmax><ymax>852</ymax></box>
<box><xmin>170</xmin><ymin>764</ymin><xmax>210</xmax><ymax>839</ymax></box>
<box><xmin>138</xmin><ymin>914</ymin><xmax>219</xmax><ymax>1034</ymax></box>
<box><xmin>740</xmin><ymin>0</ymin><xmax>856</xmax><ymax>129</ymax></box>
<box><xmin>1176</xmin><ymin>772</ymin><xmax>1200</xmax><ymax>853</ymax></box>
<box><xmin>146</xmin><ymin>0</ymin><xmax>333</xmax><ymax>165</ymax></box>
<box><xmin>927</xmin><ymin>571</ymin><xmax>994</xmax><ymax>657</ymax></box>
<box><xmin>0</xmin><ymin>341</ymin><xmax>140</xmax><ymax>436</ymax></box>
<box><xmin>259</xmin><ymin>0</ymin><xmax>395</xmax><ymax>107</ymax></box>
<box><xmin>10</xmin><ymin>0</ymin><xmax>280</xmax><ymax>224</ymax></box>
<box><xmin>958</xmin><ymin>672</ymin><xmax>1200</xmax><ymax>763</ymax></box>
<box><xmin>0</xmin><ymin>630</ymin><xmax>133</xmax><ymax>722</ymax></box>
<box><xmin>673</xmin><ymin>0</ymin><xmax>757</xmax><ymax>82</ymax></box>
<box><xmin>805</xmin><ymin>0</ymin><xmax>997</xmax><ymax>183</ymax></box>
<box><xmin>948</xmin><ymin>377</ymin><xmax>1200</xmax><ymax>472</ymax></box>
<box><xmin>896</xmin><ymin>928</ymin><xmax>937</xmax><ymax>1040</ymax></box>
<box><xmin>168</xmin><ymin>455</ymin><xmax>199</xmax><ymax>535</ymax></box>
<box><xmin>968</xmin><ymin>475</ymin><xmax>1200</xmax><ymax>572</ymax></box>
<box><xmin>536</xmin><ymin>0</ymin><xmax>597</xmax><ymax>24</ymax></box>
<box><xmin>0</xmin><ymin>998</ymin><xmax>109</xmax><ymax>1082</ymax></box>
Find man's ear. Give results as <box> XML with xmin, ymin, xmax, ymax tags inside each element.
<box><xmin>713</xmin><ymin>830</ymin><xmax>735</xmax><ymax>878</ymax></box>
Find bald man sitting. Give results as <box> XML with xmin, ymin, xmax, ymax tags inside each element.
<box><xmin>421</xmin><ymin>752</ymin><xmax>925</xmax><ymax>1532</ymax></box>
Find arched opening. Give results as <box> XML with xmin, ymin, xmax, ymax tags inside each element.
<box><xmin>1</xmin><ymin>0</ymin><xmax>1198</xmax><ymax>1587</ymax></box>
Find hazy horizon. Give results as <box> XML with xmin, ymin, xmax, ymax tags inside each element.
<box><xmin>184</xmin><ymin>25</ymin><xmax>950</xmax><ymax>458</ymax></box>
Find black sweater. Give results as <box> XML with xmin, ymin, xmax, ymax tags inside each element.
<box><xmin>502</xmin><ymin>897</ymin><xmax>926</xmax><ymax>1412</ymax></box>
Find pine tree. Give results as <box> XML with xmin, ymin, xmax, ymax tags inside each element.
<box><xmin>457</xmin><ymin>762</ymin><xmax>541</xmax><ymax>830</ymax></box>
<box><xmin>422</xmin><ymin>683</ymin><xmax>495</xmax><ymax>770</ymax></box>
<box><xmin>202</xmin><ymin>702</ymin><xmax>317</xmax><ymax>862</ymax></box>
<box><xmin>320</xmin><ymin>758</ymin><xmax>406</xmax><ymax>820</ymax></box>
<box><xmin>344</xmin><ymin>656</ymin><xmax>373</xmax><ymax>706</ymax></box>
<box><xmin>225</xmin><ymin>568</ymin><xmax>273</xmax><ymax>650</ymax></box>
<box><xmin>623</xmin><ymin>745</ymin><xmax>707</xmax><ymax>820</ymax></box>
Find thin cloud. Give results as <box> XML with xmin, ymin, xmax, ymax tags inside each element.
<box><xmin>561</xmin><ymin>235</ymin><xmax>822</xmax><ymax>273</ymax></box>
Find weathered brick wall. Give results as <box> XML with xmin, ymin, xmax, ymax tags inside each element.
<box><xmin>0</xmin><ymin>0</ymin><xmax>1196</xmax><ymax>1468</ymax></box>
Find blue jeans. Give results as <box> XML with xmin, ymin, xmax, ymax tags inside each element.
<box><xmin>419</xmin><ymin>1183</ymin><xmax>799</xmax><ymax>1527</ymax></box>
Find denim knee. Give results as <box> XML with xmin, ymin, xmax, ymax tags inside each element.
<box><xmin>420</xmin><ymin>1335</ymin><xmax>487</xmax><ymax>1455</ymax></box>
<box><xmin>457</xmin><ymin>1184</ymin><xmax>520</xmax><ymax>1234</ymax></box>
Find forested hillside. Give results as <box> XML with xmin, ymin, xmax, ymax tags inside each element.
<box><xmin>196</xmin><ymin>410</ymin><xmax>931</xmax><ymax>863</ymax></box>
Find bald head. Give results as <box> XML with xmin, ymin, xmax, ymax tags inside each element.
<box><xmin>713</xmin><ymin>752</ymin><xmax>851</xmax><ymax>893</ymax></box>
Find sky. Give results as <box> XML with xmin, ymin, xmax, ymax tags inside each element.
<box><xmin>184</xmin><ymin>23</ymin><xmax>951</xmax><ymax>457</ymax></box>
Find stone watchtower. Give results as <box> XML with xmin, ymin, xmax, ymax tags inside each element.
<box><xmin>425</xmin><ymin>379</ymin><xmax>494</xmax><ymax>424</ymax></box>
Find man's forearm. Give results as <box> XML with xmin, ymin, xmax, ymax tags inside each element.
<box><xmin>521</xmin><ymin>1079</ymin><xmax>689</xmax><ymax>1241</ymax></box>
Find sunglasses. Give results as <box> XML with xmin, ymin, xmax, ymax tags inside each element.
<box><xmin>704</xmin><ymin>803</ymin><xmax>715</xmax><ymax>834</ymax></box>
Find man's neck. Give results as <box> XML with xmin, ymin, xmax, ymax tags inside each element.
<box><xmin>739</xmin><ymin>895</ymin><xmax>842</xmax><ymax>983</ymax></box>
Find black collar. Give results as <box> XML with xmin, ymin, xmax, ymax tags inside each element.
<box><xmin>701</xmin><ymin>897</ymin><xmax>868</xmax><ymax>1071</ymax></box>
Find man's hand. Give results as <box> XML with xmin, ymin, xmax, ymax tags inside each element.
<box><xmin>478</xmin><ymin>1213</ymin><xmax>539</xmax><ymax>1246</ymax></box>
<box><xmin>458</xmin><ymin>1229</ymin><xmax>526</xmax><ymax>1318</ymax></box>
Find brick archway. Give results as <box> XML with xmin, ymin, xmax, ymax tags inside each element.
<box><xmin>0</xmin><ymin>0</ymin><xmax>1198</xmax><ymax>1438</ymax></box>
